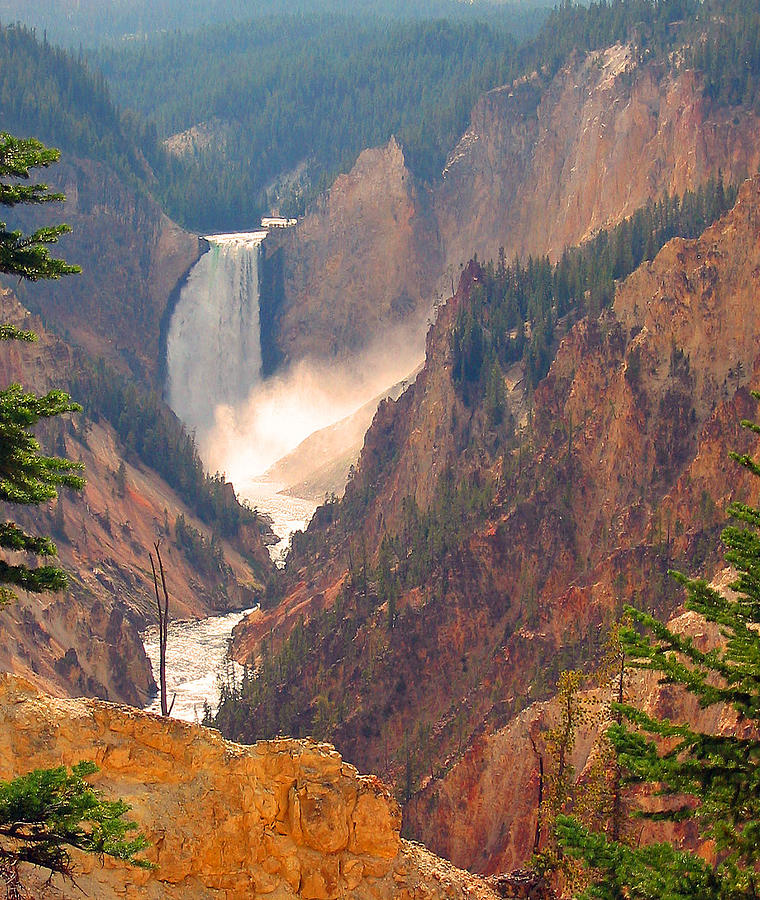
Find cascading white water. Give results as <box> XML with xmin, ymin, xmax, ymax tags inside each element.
<box><xmin>166</xmin><ymin>231</ymin><xmax>268</xmax><ymax>437</ymax></box>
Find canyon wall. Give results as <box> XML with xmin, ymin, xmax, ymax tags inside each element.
<box><xmin>231</xmin><ymin>176</ymin><xmax>760</xmax><ymax>830</ymax></box>
<box><xmin>0</xmin><ymin>290</ymin><xmax>272</xmax><ymax>705</ymax></box>
<box><xmin>0</xmin><ymin>673</ymin><xmax>498</xmax><ymax>900</ymax></box>
<box><xmin>267</xmin><ymin>48</ymin><xmax>760</xmax><ymax>371</ymax></box>
<box><xmin>265</xmin><ymin>137</ymin><xmax>442</xmax><ymax>368</ymax></box>
<box><xmin>406</xmin><ymin>606</ymin><xmax>733</xmax><ymax>874</ymax></box>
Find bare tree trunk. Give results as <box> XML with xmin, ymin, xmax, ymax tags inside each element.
<box><xmin>150</xmin><ymin>541</ymin><xmax>175</xmax><ymax>717</ymax></box>
<box><xmin>611</xmin><ymin>650</ymin><xmax>625</xmax><ymax>841</ymax></box>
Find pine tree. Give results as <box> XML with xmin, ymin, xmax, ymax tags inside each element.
<box><xmin>0</xmin><ymin>134</ymin><xmax>151</xmax><ymax>890</ymax></box>
<box><xmin>0</xmin><ymin>762</ymin><xmax>152</xmax><ymax>885</ymax></box>
<box><xmin>557</xmin><ymin>395</ymin><xmax>760</xmax><ymax>899</ymax></box>
<box><xmin>0</xmin><ymin>132</ymin><xmax>84</xmax><ymax>605</ymax></box>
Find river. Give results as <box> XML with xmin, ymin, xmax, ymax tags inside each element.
<box><xmin>141</xmin><ymin>481</ymin><xmax>317</xmax><ymax>722</ymax></box>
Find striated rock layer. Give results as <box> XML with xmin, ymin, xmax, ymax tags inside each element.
<box><xmin>232</xmin><ymin>175</ymin><xmax>760</xmax><ymax>844</ymax></box>
<box><xmin>0</xmin><ymin>674</ymin><xmax>498</xmax><ymax>900</ymax></box>
<box><xmin>406</xmin><ymin>604</ymin><xmax>736</xmax><ymax>874</ymax></box>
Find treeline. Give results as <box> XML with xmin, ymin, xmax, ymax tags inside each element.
<box><xmin>93</xmin><ymin>15</ymin><xmax>519</xmax><ymax>230</ymax></box>
<box><xmin>3</xmin><ymin>0</ymin><xmax>549</xmax><ymax>49</ymax></box>
<box><xmin>0</xmin><ymin>24</ymin><xmax>166</xmax><ymax>193</ymax></box>
<box><xmin>452</xmin><ymin>175</ymin><xmax>739</xmax><ymax>401</ymax></box>
<box><xmin>3</xmin><ymin>2</ymin><xmax>759</xmax><ymax>236</ymax></box>
<box><xmin>686</xmin><ymin>0</ymin><xmax>760</xmax><ymax>110</ymax></box>
<box><xmin>70</xmin><ymin>359</ymin><xmax>258</xmax><ymax>538</ymax></box>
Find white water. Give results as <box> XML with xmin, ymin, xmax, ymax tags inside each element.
<box><xmin>142</xmin><ymin>609</ymin><xmax>252</xmax><ymax>722</ymax></box>
<box><xmin>140</xmin><ymin>481</ymin><xmax>317</xmax><ymax>721</ymax></box>
<box><xmin>166</xmin><ymin>231</ymin><xmax>267</xmax><ymax>436</ymax></box>
<box><xmin>239</xmin><ymin>479</ymin><xmax>317</xmax><ymax>565</ymax></box>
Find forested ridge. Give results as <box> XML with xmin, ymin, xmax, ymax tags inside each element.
<box><xmin>1</xmin><ymin>1</ymin><xmax>759</xmax><ymax>233</ymax></box>
<box><xmin>93</xmin><ymin>15</ymin><xmax>522</xmax><ymax>230</ymax></box>
<box><xmin>0</xmin><ymin>0</ymin><xmax>550</xmax><ymax>49</ymax></box>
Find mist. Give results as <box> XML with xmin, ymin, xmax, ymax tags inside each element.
<box><xmin>199</xmin><ymin>322</ymin><xmax>427</xmax><ymax>489</ymax></box>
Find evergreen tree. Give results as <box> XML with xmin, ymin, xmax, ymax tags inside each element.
<box><xmin>0</xmin><ymin>133</ymin><xmax>84</xmax><ymax>605</ymax></box>
<box><xmin>0</xmin><ymin>135</ymin><xmax>150</xmax><ymax>891</ymax></box>
<box><xmin>0</xmin><ymin>762</ymin><xmax>152</xmax><ymax>887</ymax></box>
<box><xmin>557</xmin><ymin>396</ymin><xmax>760</xmax><ymax>899</ymax></box>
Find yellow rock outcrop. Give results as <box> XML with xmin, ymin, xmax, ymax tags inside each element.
<box><xmin>0</xmin><ymin>674</ymin><xmax>496</xmax><ymax>900</ymax></box>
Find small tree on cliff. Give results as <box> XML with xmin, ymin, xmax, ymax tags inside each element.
<box><xmin>0</xmin><ymin>132</ymin><xmax>84</xmax><ymax>605</ymax></box>
<box><xmin>558</xmin><ymin>396</ymin><xmax>760</xmax><ymax>899</ymax></box>
<box><xmin>0</xmin><ymin>762</ymin><xmax>152</xmax><ymax>892</ymax></box>
<box><xmin>0</xmin><ymin>133</ymin><xmax>151</xmax><ymax>891</ymax></box>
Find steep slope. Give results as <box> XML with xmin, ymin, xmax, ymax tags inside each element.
<box><xmin>0</xmin><ymin>673</ymin><xmax>499</xmax><ymax>900</ymax></box>
<box><xmin>0</xmin><ymin>290</ymin><xmax>274</xmax><ymax>705</ymax></box>
<box><xmin>405</xmin><ymin>603</ymin><xmax>737</xmax><ymax>874</ymax></box>
<box><xmin>265</xmin><ymin>138</ymin><xmax>441</xmax><ymax>368</ymax></box>
<box><xmin>266</xmin><ymin>46</ymin><xmax>760</xmax><ymax>371</ymax></box>
<box><xmin>226</xmin><ymin>177</ymin><xmax>760</xmax><ymax>809</ymax></box>
<box><xmin>437</xmin><ymin>46</ymin><xmax>760</xmax><ymax>267</ymax></box>
<box><xmin>10</xmin><ymin>156</ymin><xmax>202</xmax><ymax>384</ymax></box>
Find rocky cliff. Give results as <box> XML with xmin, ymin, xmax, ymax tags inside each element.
<box><xmin>229</xmin><ymin>177</ymin><xmax>760</xmax><ymax>825</ymax></box>
<box><xmin>9</xmin><ymin>156</ymin><xmax>202</xmax><ymax>385</ymax></box>
<box><xmin>265</xmin><ymin>137</ymin><xmax>441</xmax><ymax>369</ymax></box>
<box><xmin>437</xmin><ymin>46</ymin><xmax>760</xmax><ymax>268</ymax></box>
<box><xmin>0</xmin><ymin>289</ymin><xmax>273</xmax><ymax>705</ymax></box>
<box><xmin>0</xmin><ymin>673</ymin><xmax>498</xmax><ymax>900</ymax></box>
<box><xmin>267</xmin><ymin>47</ymin><xmax>760</xmax><ymax>372</ymax></box>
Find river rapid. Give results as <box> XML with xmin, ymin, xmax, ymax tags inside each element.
<box><xmin>142</xmin><ymin>481</ymin><xmax>316</xmax><ymax>722</ymax></box>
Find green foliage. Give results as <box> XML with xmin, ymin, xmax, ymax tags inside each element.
<box><xmin>451</xmin><ymin>176</ymin><xmax>738</xmax><ymax>395</ymax></box>
<box><xmin>0</xmin><ymin>133</ymin><xmax>81</xmax><ymax>282</ymax></box>
<box><xmin>0</xmin><ymin>762</ymin><xmax>151</xmax><ymax>880</ymax></box>
<box><xmin>0</xmin><ymin>133</ymin><xmax>151</xmax><ymax>892</ymax></box>
<box><xmin>174</xmin><ymin>512</ymin><xmax>228</xmax><ymax>578</ymax></box>
<box><xmin>0</xmin><ymin>27</ymin><xmax>164</xmax><ymax>196</ymax></box>
<box><xmin>559</xmin><ymin>397</ymin><xmax>760</xmax><ymax>898</ymax></box>
<box><xmin>0</xmin><ymin>134</ymin><xmax>84</xmax><ymax>604</ymax></box>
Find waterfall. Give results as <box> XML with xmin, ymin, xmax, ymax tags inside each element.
<box><xmin>166</xmin><ymin>231</ymin><xmax>268</xmax><ymax>437</ymax></box>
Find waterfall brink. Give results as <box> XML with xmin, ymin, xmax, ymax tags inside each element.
<box><xmin>166</xmin><ymin>231</ymin><xmax>268</xmax><ymax>438</ymax></box>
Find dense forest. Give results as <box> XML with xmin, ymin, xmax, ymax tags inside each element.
<box><xmin>0</xmin><ymin>0</ymin><xmax>550</xmax><ymax>49</ymax></box>
<box><xmin>451</xmin><ymin>175</ymin><xmax>739</xmax><ymax>400</ymax></box>
<box><xmin>69</xmin><ymin>359</ymin><xmax>261</xmax><ymax>540</ymax></box>
<box><xmin>1</xmin><ymin>1</ymin><xmax>759</xmax><ymax>233</ymax></box>
<box><xmin>93</xmin><ymin>15</ymin><xmax>522</xmax><ymax>230</ymax></box>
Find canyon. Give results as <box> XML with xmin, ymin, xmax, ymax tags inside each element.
<box><xmin>4</xmin><ymin>13</ymin><xmax>760</xmax><ymax>895</ymax></box>
<box><xmin>229</xmin><ymin>172</ymin><xmax>760</xmax><ymax>874</ymax></box>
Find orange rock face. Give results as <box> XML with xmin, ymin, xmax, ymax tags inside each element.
<box><xmin>0</xmin><ymin>674</ymin><xmax>498</xmax><ymax>900</ymax></box>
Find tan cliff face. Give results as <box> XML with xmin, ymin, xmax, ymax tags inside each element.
<box><xmin>231</xmin><ymin>177</ymin><xmax>760</xmax><ymax>825</ymax></box>
<box><xmin>0</xmin><ymin>290</ymin><xmax>271</xmax><ymax>705</ymax></box>
<box><xmin>268</xmin><ymin>137</ymin><xmax>442</xmax><ymax>367</ymax></box>
<box><xmin>437</xmin><ymin>47</ymin><xmax>760</xmax><ymax>268</ymax></box>
<box><xmin>270</xmin><ymin>48</ymin><xmax>760</xmax><ymax>373</ymax></box>
<box><xmin>0</xmin><ymin>674</ymin><xmax>498</xmax><ymax>900</ymax></box>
